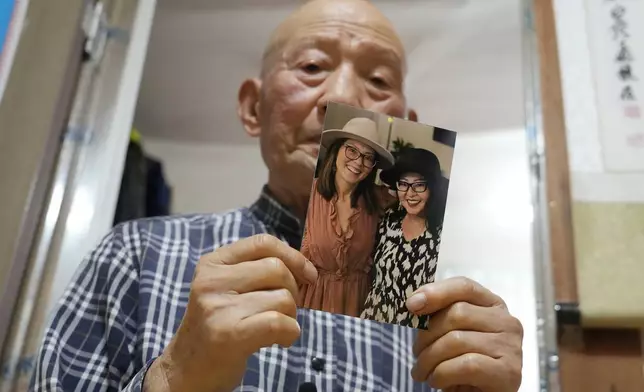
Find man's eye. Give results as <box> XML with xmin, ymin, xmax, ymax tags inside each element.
<box><xmin>302</xmin><ymin>63</ymin><xmax>321</xmax><ymax>73</ymax></box>
<box><xmin>370</xmin><ymin>77</ymin><xmax>389</xmax><ymax>88</ymax></box>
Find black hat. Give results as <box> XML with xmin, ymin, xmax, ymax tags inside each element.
<box><xmin>379</xmin><ymin>148</ymin><xmax>442</xmax><ymax>189</ymax></box>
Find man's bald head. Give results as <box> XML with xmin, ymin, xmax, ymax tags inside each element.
<box><xmin>238</xmin><ymin>0</ymin><xmax>415</xmax><ymax>218</ymax></box>
<box><xmin>261</xmin><ymin>0</ymin><xmax>406</xmax><ymax>78</ymax></box>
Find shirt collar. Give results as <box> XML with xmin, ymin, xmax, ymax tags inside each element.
<box><xmin>249</xmin><ymin>185</ymin><xmax>303</xmax><ymax>248</ymax></box>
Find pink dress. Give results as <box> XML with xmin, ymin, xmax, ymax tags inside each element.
<box><xmin>297</xmin><ymin>179</ymin><xmax>391</xmax><ymax>317</ymax></box>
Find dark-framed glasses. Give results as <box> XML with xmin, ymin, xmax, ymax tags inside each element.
<box><xmin>343</xmin><ymin>144</ymin><xmax>377</xmax><ymax>168</ymax></box>
<box><xmin>396</xmin><ymin>180</ymin><xmax>427</xmax><ymax>193</ymax></box>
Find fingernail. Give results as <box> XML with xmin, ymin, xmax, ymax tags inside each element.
<box><xmin>304</xmin><ymin>261</ymin><xmax>318</xmax><ymax>284</ymax></box>
<box><xmin>406</xmin><ymin>293</ymin><xmax>426</xmax><ymax>312</ymax></box>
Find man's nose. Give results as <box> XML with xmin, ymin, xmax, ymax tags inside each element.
<box><xmin>317</xmin><ymin>66</ymin><xmax>363</xmax><ymax>117</ymax></box>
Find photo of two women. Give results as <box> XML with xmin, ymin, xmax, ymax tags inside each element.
<box><xmin>297</xmin><ymin>103</ymin><xmax>456</xmax><ymax>330</ymax></box>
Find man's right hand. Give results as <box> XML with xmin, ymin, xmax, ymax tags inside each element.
<box><xmin>143</xmin><ymin>234</ymin><xmax>319</xmax><ymax>392</ymax></box>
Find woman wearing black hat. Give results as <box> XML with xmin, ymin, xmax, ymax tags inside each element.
<box><xmin>360</xmin><ymin>147</ymin><xmax>445</xmax><ymax>329</ymax></box>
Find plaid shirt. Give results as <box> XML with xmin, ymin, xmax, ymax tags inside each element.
<box><xmin>30</xmin><ymin>186</ymin><xmax>433</xmax><ymax>392</ymax></box>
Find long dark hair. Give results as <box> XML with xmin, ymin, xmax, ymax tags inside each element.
<box><xmin>391</xmin><ymin>171</ymin><xmax>446</xmax><ymax>237</ymax></box>
<box><xmin>316</xmin><ymin>138</ymin><xmax>380</xmax><ymax>215</ymax></box>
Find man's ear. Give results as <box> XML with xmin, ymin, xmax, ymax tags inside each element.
<box><xmin>406</xmin><ymin>108</ymin><xmax>418</xmax><ymax>122</ymax></box>
<box><xmin>237</xmin><ymin>78</ymin><xmax>262</xmax><ymax>137</ymax></box>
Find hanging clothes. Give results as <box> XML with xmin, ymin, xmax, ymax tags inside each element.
<box><xmin>145</xmin><ymin>156</ymin><xmax>171</xmax><ymax>218</ymax></box>
<box><xmin>113</xmin><ymin>128</ymin><xmax>172</xmax><ymax>226</ymax></box>
<box><xmin>113</xmin><ymin>135</ymin><xmax>147</xmax><ymax>226</ymax></box>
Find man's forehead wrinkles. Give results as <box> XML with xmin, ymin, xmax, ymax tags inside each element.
<box><xmin>282</xmin><ymin>28</ymin><xmax>406</xmax><ymax>71</ymax></box>
<box><xmin>287</xmin><ymin>34</ymin><xmax>402</xmax><ymax>57</ymax></box>
<box><xmin>284</xmin><ymin>20</ymin><xmax>404</xmax><ymax>54</ymax></box>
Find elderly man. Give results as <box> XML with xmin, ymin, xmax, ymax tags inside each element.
<box><xmin>31</xmin><ymin>0</ymin><xmax>523</xmax><ymax>391</ymax></box>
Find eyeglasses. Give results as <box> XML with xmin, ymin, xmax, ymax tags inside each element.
<box><xmin>396</xmin><ymin>180</ymin><xmax>428</xmax><ymax>193</ymax></box>
<box><xmin>343</xmin><ymin>144</ymin><xmax>377</xmax><ymax>168</ymax></box>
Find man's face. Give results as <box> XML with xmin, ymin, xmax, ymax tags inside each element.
<box><xmin>240</xmin><ymin>0</ymin><xmax>410</xmax><ymax>204</ymax></box>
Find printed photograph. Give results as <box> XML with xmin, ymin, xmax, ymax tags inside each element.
<box><xmin>297</xmin><ymin>102</ymin><xmax>456</xmax><ymax>329</ymax></box>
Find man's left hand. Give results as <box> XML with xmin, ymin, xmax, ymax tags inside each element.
<box><xmin>406</xmin><ymin>277</ymin><xmax>524</xmax><ymax>392</ymax></box>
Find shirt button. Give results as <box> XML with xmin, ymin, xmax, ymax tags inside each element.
<box><xmin>311</xmin><ymin>356</ymin><xmax>325</xmax><ymax>372</ymax></box>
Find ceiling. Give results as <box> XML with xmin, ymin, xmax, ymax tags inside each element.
<box><xmin>134</xmin><ymin>0</ymin><xmax>525</xmax><ymax>145</ymax></box>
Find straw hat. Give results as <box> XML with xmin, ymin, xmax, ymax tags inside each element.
<box><xmin>320</xmin><ymin>117</ymin><xmax>394</xmax><ymax>168</ymax></box>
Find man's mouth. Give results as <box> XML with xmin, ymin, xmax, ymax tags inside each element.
<box><xmin>299</xmin><ymin>143</ymin><xmax>320</xmax><ymax>158</ymax></box>
<box><xmin>301</xmin><ymin>130</ymin><xmax>323</xmax><ymax>147</ymax></box>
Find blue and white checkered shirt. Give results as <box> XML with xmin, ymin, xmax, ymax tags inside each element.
<box><xmin>30</xmin><ymin>186</ymin><xmax>433</xmax><ymax>392</ymax></box>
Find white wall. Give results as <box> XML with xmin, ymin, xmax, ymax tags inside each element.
<box><xmin>142</xmin><ymin>138</ymin><xmax>267</xmax><ymax>214</ymax></box>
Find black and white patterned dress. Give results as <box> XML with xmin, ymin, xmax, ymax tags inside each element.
<box><xmin>360</xmin><ymin>205</ymin><xmax>441</xmax><ymax>329</ymax></box>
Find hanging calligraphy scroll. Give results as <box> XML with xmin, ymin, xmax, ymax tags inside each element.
<box><xmin>586</xmin><ymin>0</ymin><xmax>644</xmax><ymax>172</ymax></box>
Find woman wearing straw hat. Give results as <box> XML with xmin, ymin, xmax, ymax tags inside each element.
<box><xmin>297</xmin><ymin>117</ymin><xmax>395</xmax><ymax>317</ymax></box>
<box><xmin>360</xmin><ymin>147</ymin><xmax>446</xmax><ymax>329</ymax></box>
